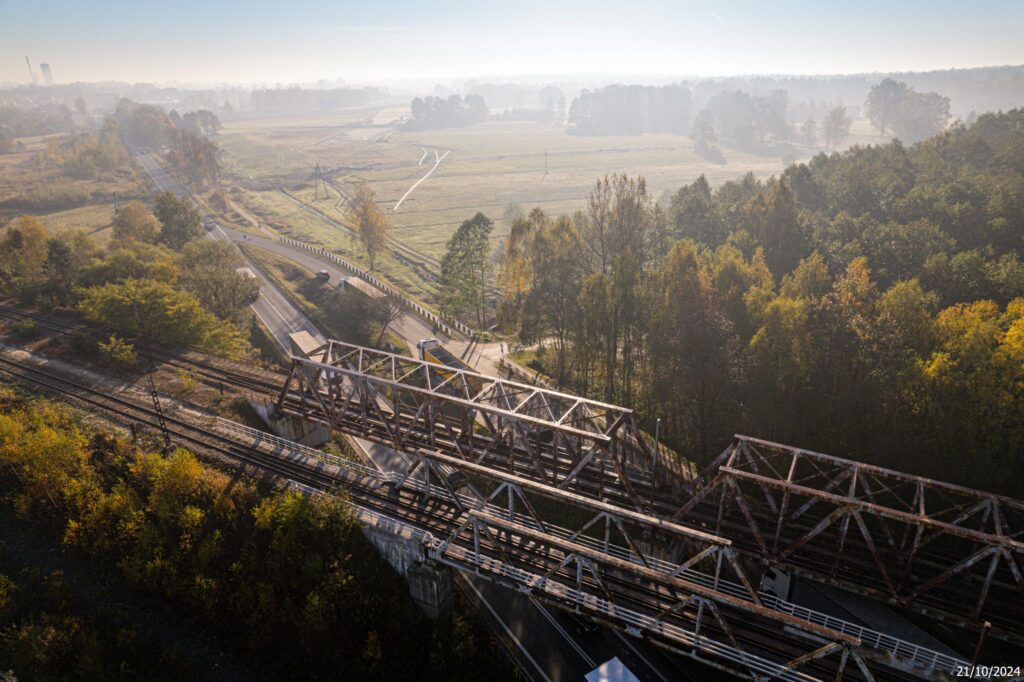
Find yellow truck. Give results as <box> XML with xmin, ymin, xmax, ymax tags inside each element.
<box><xmin>416</xmin><ymin>338</ymin><xmax>472</xmax><ymax>372</ymax></box>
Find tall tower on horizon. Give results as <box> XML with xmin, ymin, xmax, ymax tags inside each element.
<box><xmin>40</xmin><ymin>63</ymin><xmax>53</xmax><ymax>85</ymax></box>
<box><xmin>25</xmin><ymin>56</ymin><xmax>37</xmax><ymax>84</ymax></box>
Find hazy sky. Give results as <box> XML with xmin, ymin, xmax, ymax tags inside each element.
<box><xmin>2</xmin><ymin>0</ymin><xmax>1023</xmax><ymax>85</ymax></box>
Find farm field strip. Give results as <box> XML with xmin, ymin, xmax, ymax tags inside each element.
<box><xmin>219</xmin><ymin>115</ymin><xmax>889</xmax><ymax>264</ymax></box>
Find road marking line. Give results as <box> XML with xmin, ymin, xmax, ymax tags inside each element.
<box><xmin>463</xmin><ymin>579</ymin><xmax>552</xmax><ymax>682</ymax></box>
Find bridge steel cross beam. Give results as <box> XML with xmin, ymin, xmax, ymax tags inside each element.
<box><xmin>273</xmin><ymin>339</ymin><xmax>688</xmax><ymax>510</ymax></box>
<box><xmin>433</xmin><ymin>509</ymin><xmax>883</xmax><ymax>682</ymax></box>
<box><xmin>675</xmin><ymin>435</ymin><xmax>1024</xmax><ymax>643</ymax></box>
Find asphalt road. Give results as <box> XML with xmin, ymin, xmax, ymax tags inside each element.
<box><xmin>129</xmin><ymin>147</ymin><xmax>702</xmax><ymax>682</ymax></box>
<box><xmin>130</xmin><ymin>149</ymin><xmax>324</xmax><ymax>351</ymax></box>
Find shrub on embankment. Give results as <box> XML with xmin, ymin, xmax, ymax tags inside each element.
<box><xmin>0</xmin><ymin>389</ymin><xmax>515</xmax><ymax>681</ymax></box>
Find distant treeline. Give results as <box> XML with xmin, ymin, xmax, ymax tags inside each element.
<box><xmin>406</xmin><ymin>94</ymin><xmax>488</xmax><ymax>130</ymax></box>
<box><xmin>569</xmin><ymin>84</ymin><xmax>693</xmax><ymax>135</ymax></box>
<box><xmin>0</xmin><ymin>103</ymin><xmax>74</xmax><ymax>138</ymax></box>
<box><xmin>708</xmin><ymin>65</ymin><xmax>1024</xmax><ymax>119</ymax></box>
<box><xmin>565</xmin><ymin>65</ymin><xmax>1024</xmax><ymax>141</ymax></box>
<box><xmin>460</xmin><ymin>83</ymin><xmax>566</xmax><ymax>115</ymax></box>
<box><xmin>568</xmin><ymin>84</ymin><xmax>793</xmax><ymax>152</ymax></box>
<box><xmin>492</xmin><ymin>107</ymin><xmax>559</xmax><ymax>123</ymax></box>
<box><xmin>250</xmin><ymin>86</ymin><xmax>386</xmax><ymax>113</ymax></box>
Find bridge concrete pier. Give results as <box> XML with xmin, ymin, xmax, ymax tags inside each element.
<box><xmin>407</xmin><ymin>560</ymin><xmax>455</xmax><ymax>620</ymax></box>
<box><xmin>278</xmin><ymin>330</ymin><xmax>454</xmax><ymax>618</ymax></box>
<box><xmin>251</xmin><ymin>399</ymin><xmax>331</xmax><ymax>447</ymax></box>
<box><xmin>357</xmin><ymin>508</ymin><xmax>453</xmax><ymax>620</ymax></box>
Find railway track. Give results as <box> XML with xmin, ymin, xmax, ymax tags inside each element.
<box><xmin>0</xmin><ymin>303</ymin><xmax>999</xmax><ymax>638</ymax></box>
<box><xmin>273</xmin><ymin>349</ymin><xmax>1023</xmax><ymax>646</ymax></box>
<box><xmin>0</xmin><ymin>304</ymin><xmax>992</xmax><ymax>674</ymax></box>
<box><xmin>0</xmin><ymin>305</ymin><xmax>285</xmax><ymax>395</ymax></box>
<box><xmin>0</xmin><ymin>346</ymin><xmax>929</xmax><ymax>680</ymax></box>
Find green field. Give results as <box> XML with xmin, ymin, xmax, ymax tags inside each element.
<box><xmin>234</xmin><ymin>187</ymin><xmax>442</xmax><ymax>303</ymax></box>
<box><xmin>220</xmin><ymin>109</ymin><xmax>888</xmax><ymax>262</ymax></box>
<box><xmin>37</xmin><ymin>202</ymin><xmax>118</xmax><ymax>247</ymax></box>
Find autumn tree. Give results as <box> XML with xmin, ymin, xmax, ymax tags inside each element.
<box><xmin>866</xmin><ymin>79</ymin><xmax>951</xmax><ymax>143</ymax></box>
<box><xmin>112</xmin><ymin>201</ymin><xmax>160</xmax><ymax>243</ymax></box>
<box><xmin>646</xmin><ymin>241</ymin><xmax>740</xmax><ymax>457</ymax></box>
<box><xmin>178</xmin><ymin>241</ymin><xmax>260</xmax><ymax>321</ymax></box>
<box><xmin>822</xmin><ymin>105</ymin><xmax>851</xmax><ymax>151</ymax></box>
<box><xmin>348</xmin><ymin>184</ymin><xmax>391</xmax><ymax>270</ymax></box>
<box><xmin>864</xmin><ymin>78</ymin><xmax>906</xmax><ymax>137</ymax></box>
<box><xmin>581</xmin><ymin>174</ymin><xmax>657</xmax><ymax>401</ymax></box>
<box><xmin>0</xmin><ymin>215</ymin><xmax>49</xmax><ymax>298</ymax></box>
<box><xmin>439</xmin><ymin>213</ymin><xmax>494</xmax><ymax>328</ymax></box>
<box><xmin>519</xmin><ymin>216</ymin><xmax>584</xmax><ymax>386</ymax></box>
<box><xmin>800</xmin><ymin>118</ymin><xmax>817</xmax><ymax>147</ymax></box>
<box><xmin>154</xmin><ymin>191</ymin><xmax>202</xmax><ymax>249</ymax></box>
<box><xmin>43</xmin><ymin>232</ymin><xmax>97</xmax><ymax>305</ymax></box>
<box><xmin>180</xmin><ymin>110</ymin><xmax>222</xmax><ymax>136</ymax></box>
<box><xmin>668</xmin><ymin>175</ymin><xmax>720</xmax><ymax>246</ymax></box>
<box><xmin>372</xmin><ymin>296</ymin><xmax>404</xmax><ymax>347</ymax></box>
<box><xmin>691</xmin><ymin>109</ymin><xmax>724</xmax><ymax>162</ymax></box>
<box><xmin>743</xmin><ymin>179</ymin><xmax>808</xmax><ymax>278</ymax></box>
<box><xmin>496</xmin><ymin>207</ymin><xmax>547</xmax><ymax>326</ymax></box>
<box><xmin>78</xmin><ymin>278</ymin><xmax>245</xmax><ymax>355</ymax></box>
<box><xmin>167</xmin><ymin>129</ymin><xmax>222</xmax><ymax>191</ymax></box>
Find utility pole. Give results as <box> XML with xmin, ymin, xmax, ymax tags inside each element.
<box><xmin>313</xmin><ymin>164</ymin><xmax>328</xmax><ymax>200</ymax></box>
<box><xmin>650</xmin><ymin>417</ymin><xmax>660</xmax><ymax>514</ymax></box>
<box><xmin>146</xmin><ymin>367</ymin><xmax>173</xmax><ymax>454</ymax></box>
<box><xmin>130</xmin><ymin>301</ymin><xmax>173</xmax><ymax>453</ymax></box>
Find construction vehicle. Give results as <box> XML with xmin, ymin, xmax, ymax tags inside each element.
<box><xmin>416</xmin><ymin>338</ymin><xmax>472</xmax><ymax>372</ymax></box>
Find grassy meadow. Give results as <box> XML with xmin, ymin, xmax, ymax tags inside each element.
<box><xmin>220</xmin><ymin>109</ymin><xmax>889</xmax><ymax>263</ymax></box>
<box><xmin>36</xmin><ymin>202</ymin><xmax>118</xmax><ymax>247</ymax></box>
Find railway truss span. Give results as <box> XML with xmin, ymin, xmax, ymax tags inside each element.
<box><xmin>680</xmin><ymin>436</ymin><xmax>1024</xmax><ymax>644</ymax></box>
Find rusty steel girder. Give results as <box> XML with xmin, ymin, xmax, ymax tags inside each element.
<box><xmin>273</xmin><ymin>339</ymin><xmax>690</xmax><ymax>510</ymax></box>
<box><xmin>676</xmin><ymin>436</ymin><xmax>1024</xmax><ymax>642</ymax></box>
<box><xmin>420</xmin><ymin>466</ymin><xmax>887</xmax><ymax>682</ymax></box>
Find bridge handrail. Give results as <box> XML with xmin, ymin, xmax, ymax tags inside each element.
<box><xmin>233</xmin><ymin>418</ymin><xmax>966</xmax><ymax>675</ymax></box>
<box><xmin>215</xmin><ymin>418</ymin><xmax>402</xmax><ymax>484</ymax></box>
<box><xmin>292</xmin><ymin>477</ymin><xmax>825</xmax><ymax>682</ymax></box>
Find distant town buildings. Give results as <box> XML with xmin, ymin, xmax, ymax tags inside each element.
<box><xmin>40</xmin><ymin>63</ymin><xmax>53</xmax><ymax>85</ymax></box>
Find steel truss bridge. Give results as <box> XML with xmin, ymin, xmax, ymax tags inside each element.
<box><xmin>272</xmin><ymin>338</ymin><xmax>1023</xmax><ymax>679</ymax></box>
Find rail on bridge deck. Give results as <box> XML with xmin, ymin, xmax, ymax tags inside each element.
<box><xmin>679</xmin><ymin>435</ymin><xmax>1024</xmax><ymax>644</ymax></box>
<box><xmin>271</xmin><ymin>334</ymin><xmax>1023</xmax><ymax>658</ymax></box>
<box><xmin>274</xmin><ymin>337</ymin><xmax>692</xmax><ymax>511</ymax></box>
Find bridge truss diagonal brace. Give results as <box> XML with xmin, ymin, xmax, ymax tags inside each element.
<box><xmin>445</xmin><ymin>509</ymin><xmax>874</xmax><ymax>682</ymax></box>
<box><xmin>686</xmin><ymin>434</ymin><xmax>1024</xmax><ymax>641</ymax></box>
<box><xmin>274</xmin><ymin>343</ymin><xmax>684</xmax><ymax>507</ymax></box>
